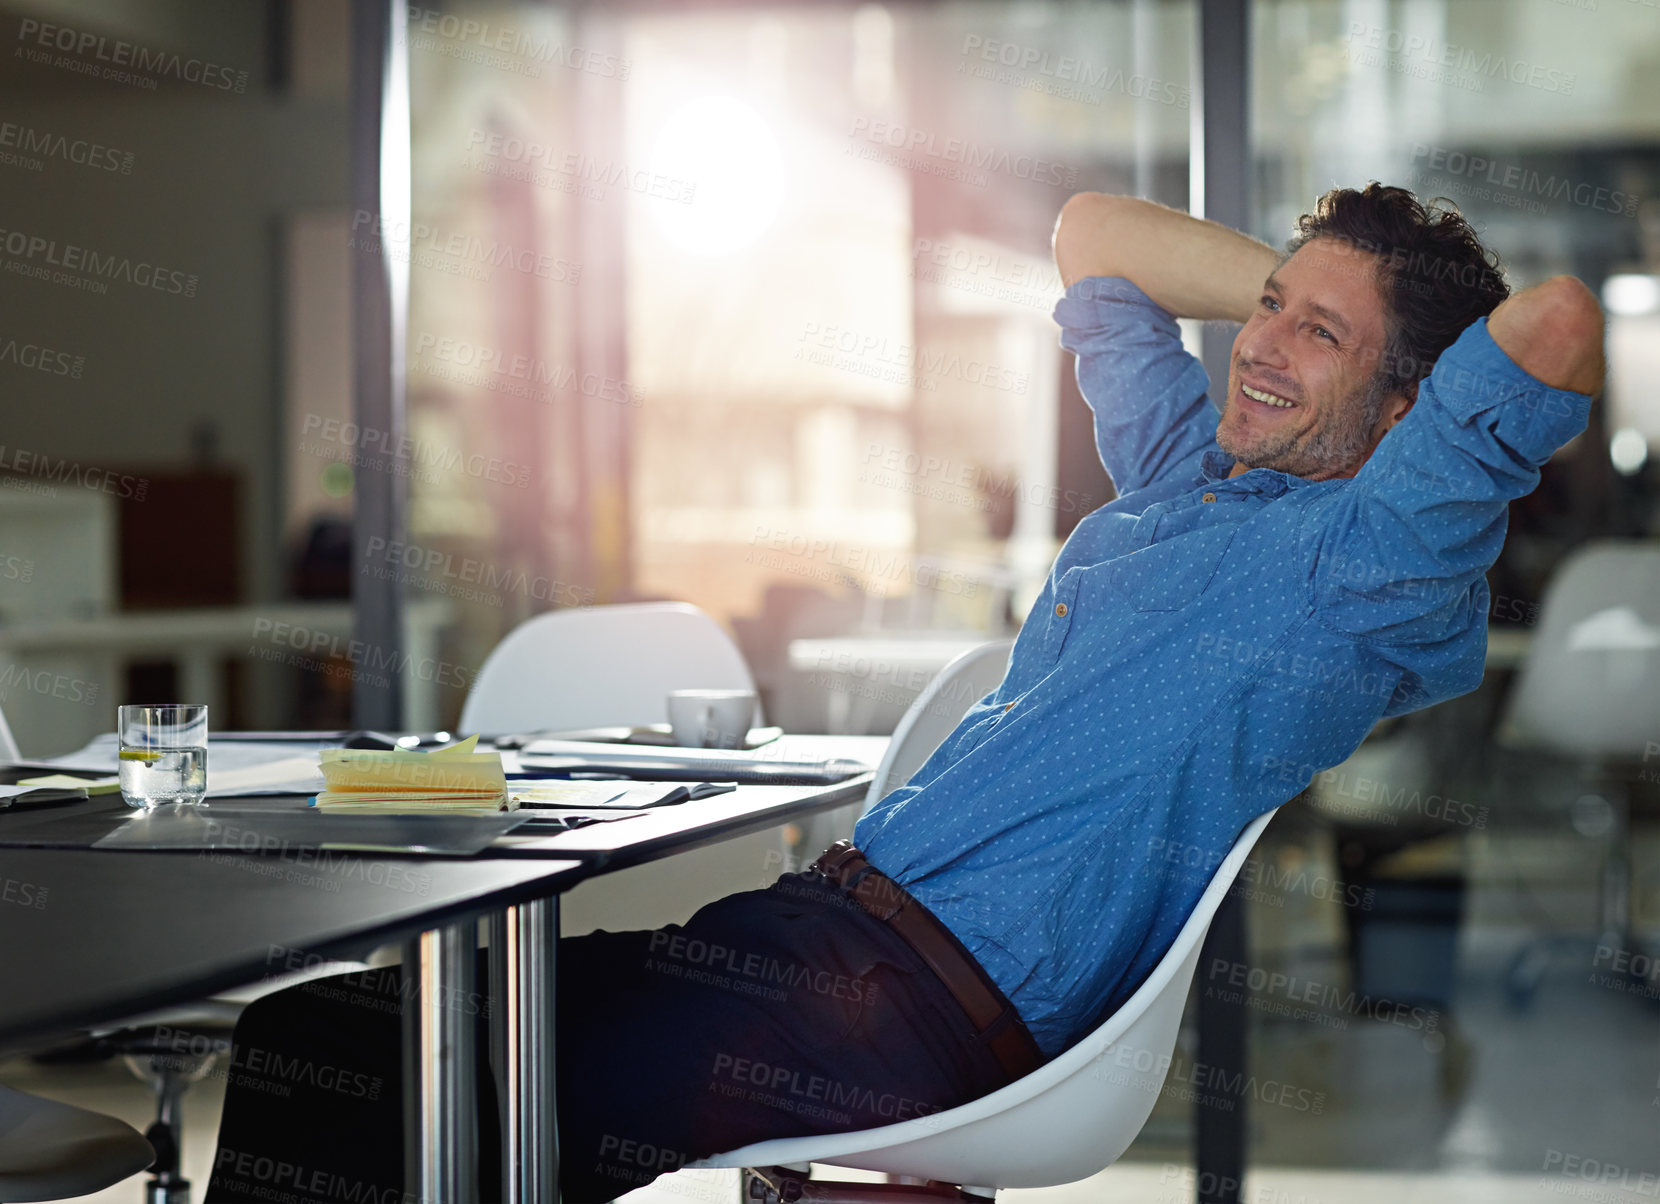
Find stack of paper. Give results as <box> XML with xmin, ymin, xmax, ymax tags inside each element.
<box><xmin>15</xmin><ymin>772</ymin><xmax>121</xmax><ymax>794</ymax></box>
<box><xmin>313</xmin><ymin>736</ymin><xmax>512</xmax><ymax>815</ymax></box>
<box><xmin>518</xmin><ymin>739</ymin><xmax>870</xmax><ymax>784</ymax></box>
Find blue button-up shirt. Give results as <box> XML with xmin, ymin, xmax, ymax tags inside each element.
<box><xmin>855</xmin><ymin>275</ymin><xmax>1592</xmax><ymax>1057</ymax></box>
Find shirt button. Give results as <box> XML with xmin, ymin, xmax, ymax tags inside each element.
<box><xmin>1055</xmin><ymin>602</ymin><xmax>1068</xmax><ymax>617</ymax></box>
<box><xmin>1202</xmin><ymin>492</ymin><xmax>1217</xmax><ymax>503</ymax></box>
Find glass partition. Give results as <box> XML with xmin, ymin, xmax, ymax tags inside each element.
<box><xmin>1232</xmin><ymin>3</ymin><xmax>1660</xmax><ymax>1199</ymax></box>
<box><xmin>403</xmin><ymin>0</ymin><xmax>1195</xmax><ymax>734</ymax></box>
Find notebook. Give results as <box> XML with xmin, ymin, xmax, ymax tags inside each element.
<box><xmin>312</xmin><ymin>736</ymin><xmax>512</xmax><ymax>815</ymax></box>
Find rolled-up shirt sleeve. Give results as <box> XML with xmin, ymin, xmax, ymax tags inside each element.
<box><xmin>1312</xmin><ymin>315</ymin><xmax>1593</xmax><ymax>648</ymax></box>
<box><xmin>1053</xmin><ymin>276</ymin><xmax>1219</xmax><ymax>495</ymax></box>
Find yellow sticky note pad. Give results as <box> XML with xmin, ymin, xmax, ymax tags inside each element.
<box><xmin>315</xmin><ymin>735</ymin><xmax>509</xmax><ymax>812</ymax></box>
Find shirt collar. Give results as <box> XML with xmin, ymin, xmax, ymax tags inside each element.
<box><xmin>1199</xmin><ymin>450</ymin><xmax>1234</xmax><ymax>482</ymax></box>
<box><xmin>1196</xmin><ymin>450</ymin><xmax>1327</xmax><ymax>498</ymax></box>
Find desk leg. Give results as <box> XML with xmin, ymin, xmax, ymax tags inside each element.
<box><xmin>489</xmin><ymin>898</ymin><xmax>559</xmax><ymax>1204</ymax></box>
<box><xmin>403</xmin><ymin>922</ymin><xmax>478</xmax><ymax>1203</ymax></box>
<box><xmin>1194</xmin><ymin>887</ymin><xmax>1246</xmax><ymax>1204</ymax></box>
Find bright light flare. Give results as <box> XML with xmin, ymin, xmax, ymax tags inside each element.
<box><xmin>648</xmin><ymin>96</ymin><xmax>785</xmax><ymax>257</ymax></box>
<box><xmin>1604</xmin><ymin>274</ymin><xmax>1660</xmax><ymax>317</ymax></box>
<box><xmin>1611</xmin><ymin>427</ymin><xmax>1648</xmax><ymax>475</ymax></box>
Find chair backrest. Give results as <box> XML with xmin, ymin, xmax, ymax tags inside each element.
<box><xmin>1498</xmin><ymin>540</ymin><xmax>1660</xmax><ymax>759</ymax></box>
<box><xmin>863</xmin><ymin>640</ymin><xmax>1014</xmax><ymax>810</ymax></box>
<box><xmin>0</xmin><ymin>702</ymin><xmax>19</xmax><ymax>762</ymax></box>
<box><xmin>699</xmin><ymin>806</ymin><xmax>1280</xmax><ymax>1189</ymax></box>
<box><xmin>459</xmin><ymin>602</ymin><xmax>760</xmax><ymax>735</ymax></box>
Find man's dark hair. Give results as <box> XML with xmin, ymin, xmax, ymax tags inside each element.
<box><xmin>1286</xmin><ymin>182</ymin><xmax>1510</xmax><ymax>396</ymax></box>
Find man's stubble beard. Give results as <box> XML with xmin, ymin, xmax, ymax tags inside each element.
<box><xmin>1217</xmin><ymin>371</ymin><xmax>1390</xmax><ymax>478</ymax></box>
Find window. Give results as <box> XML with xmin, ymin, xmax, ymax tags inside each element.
<box><xmin>405</xmin><ymin>0</ymin><xmax>1194</xmax><ymax>731</ymax></box>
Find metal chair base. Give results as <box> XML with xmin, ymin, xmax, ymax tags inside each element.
<box><xmin>744</xmin><ymin>1166</ymin><xmax>992</xmax><ymax>1204</ymax></box>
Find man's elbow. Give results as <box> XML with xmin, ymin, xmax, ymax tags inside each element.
<box><xmin>1487</xmin><ymin>274</ymin><xmax>1606</xmax><ymax>395</ymax></box>
<box><xmin>1054</xmin><ymin>192</ymin><xmax>1129</xmax><ymax>289</ymax></box>
<box><xmin>1530</xmin><ymin>275</ymin><xmax>1604</xmax><ymax>348</ymax></box>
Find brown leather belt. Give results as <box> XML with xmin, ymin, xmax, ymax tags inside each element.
<box><xmin>809</xmin><ymin>840</ymin><xmax>1044</xmax><ymax>1082</ymax></box>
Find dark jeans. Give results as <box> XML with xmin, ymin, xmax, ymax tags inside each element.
<box><xmin>204</xmin><ymin>870</ymin><xmax>1028</xmax><ymax>1204</ymax></box>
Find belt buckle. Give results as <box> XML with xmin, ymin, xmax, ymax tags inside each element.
<box><xmin>813</xmin><ymin>840</ymin><xmax>861</xmax><ymax>879</ymax></box>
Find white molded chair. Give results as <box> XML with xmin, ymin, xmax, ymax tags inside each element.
<box><xmin>698</xmin><ymin>638</ymin><xmax>1277</xmax><ymax>1195</ymax></box>
<box><xmin>0</xmin><ymin>1085</ymin><xmax>155</xmax><ymax>1201</ymax></box>
<box><xmin>795</xmin><ymin>640</ymin><xmax>1014</xmax><ymax>865</ymax></box>
<box><xmin>460</xmin><ymin>602</ymin><xmax>784</xmax><ymax>933</ymax></box>
<box><xmin>698</xmin><ymin>808</ymin><xmax>1279</xmax><ymax>1195</ymax></box>
<box><xmin>460</xmin><ymin>601</ymin><xmax>761</xmax><ymax>735</ymax></box>
<box><xmin>862</xmin><ymin>640</ymin><xmax>1015</xmax><ymax>807</ymax></box>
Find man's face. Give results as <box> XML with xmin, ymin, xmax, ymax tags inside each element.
<box><xmin>1217</xmin><ymin>237</ymin><xmax>1411</xmax><ymax>480</ymax></box>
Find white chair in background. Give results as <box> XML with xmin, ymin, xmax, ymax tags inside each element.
<box><xmin>1494</xmin><ymin>540</ymin><xmax>1660</xmax><ymax>1004</ymax></box>
<box><xmin>1497</xmin><ymin>540</ymin><xmax>1660</xmax><ymax>757</ymax></box>
<box><xmin>0</xmin><ymin>1085</ymin><xmax>155</xmax><ymax>1202</ymax></box>
<box><xmin>460</xmin><ymin>601</ymin><xmax>761</xmax><ymax>735</ymax></box>
<box><xmin>699</xmin><ymin>808</ymin><xmax>1280</xmax><ymax>1200</ymax></box>
<box><xmin>460</xmin><ymin>601</ymin><xmax>784</xmax><ymax>934</ymax></box>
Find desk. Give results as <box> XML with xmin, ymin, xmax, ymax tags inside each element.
<box><xmin>0</xmin><ymin>736</ymin><xmax>879</xmax><ymax>1204</ymax></box>
<box><xmin>0</xmin><ymin>848</ymin><xmax>581</xmax><ymax>1055</ymax></box>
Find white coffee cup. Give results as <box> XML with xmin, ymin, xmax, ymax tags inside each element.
<box><xmin>667</xmin><ymin>689</ymin><xmax>756</xmax><ymax>750</ymax></box>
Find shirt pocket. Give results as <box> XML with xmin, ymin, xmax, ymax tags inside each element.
<box><xmin>1107</xmin><ymin>521</ymin><xmax>1238</xmax><ymax>612</ymax></box>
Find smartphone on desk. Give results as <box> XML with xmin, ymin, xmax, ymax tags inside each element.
<box><xmin>511</xmin><ymin>781</ymin><xmax>737</xmax><ymax>810</ymax></box>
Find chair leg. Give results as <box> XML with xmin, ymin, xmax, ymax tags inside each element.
<box><xmin>124</xmin><ymin>1040</ymin><xmax>213</xmax><ymax>1204</ymax></box>
<box><xmin>143</xmin><ymin>1064</ymin><xmax>193</xmax><ymax>1204</ymax></box>
<box><xmin>744</xmin><ymin>1166</ymin><xmax>983</xmax><ymax>1204</ymax></box>
<box><xmin>1506</xmin><ymin>777</ymin><xmax>1638</xmax><ymax>1011</ymax></box>
<box><xmin>1596</xmin><ymin>783</ymin><xmax>1632</xmax><ymax>950</ymax></box>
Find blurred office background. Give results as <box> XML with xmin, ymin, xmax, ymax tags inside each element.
<box><xmin>1</xmin><ymin>0</ymin><xmax>1656</xmax><ymax>1200</ymax></box>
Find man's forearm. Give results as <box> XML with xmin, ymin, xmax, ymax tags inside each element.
<box><xmin>1052</xmin><ymin>193</ymin><xmax>1278</xmax><ymax>323</ymax></box>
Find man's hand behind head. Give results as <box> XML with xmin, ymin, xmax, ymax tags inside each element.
<box><xmin>1486</xmin><ymin>276</ymin><xmax>1606</xmax><ymax>397</ymax></box>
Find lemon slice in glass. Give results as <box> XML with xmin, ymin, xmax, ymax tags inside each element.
<box><xmin>118</xmin><ymin>749</ymin><xmax>163</xmax><ymax>762</ymax></box>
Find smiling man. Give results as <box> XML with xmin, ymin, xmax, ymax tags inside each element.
<box><xmin>207</xmin><ymin>185</ymin><xmax>1604</xmax><ymax>1204</ymax></box>
<box><xmin>850</xmin><ymin>183</ymin><xmax>1603</xmax><ymax>1058</ymax></box>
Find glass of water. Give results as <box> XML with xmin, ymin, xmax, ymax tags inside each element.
<box><xmin>118</xmin><ymin>704</ymin><xmax>208</xmax><ymax>809</ymax></box>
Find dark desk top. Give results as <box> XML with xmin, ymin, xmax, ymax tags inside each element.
<box><xmin>0</xmin><ymin>776</ymin><xmax>872</xmax><ymax>863</ymax></box>
<box><xmin>0</xmin><ymin>848</ymin><xmax>582</xmax><ymax>1052</ymax></box>
<box><xmin>489</xmin><ymin>778</ymin><xmax>871</xmax><ymax>866</ymax></box>
<box><xmin>0</xmin><ymin>736</ymin><xmax>881</xmax><ymax>1053</ymax></box>
<box><xmin>0</xmin><ymin>735</ymin><xmax>881</xmax><ymax>863</ymax></box>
